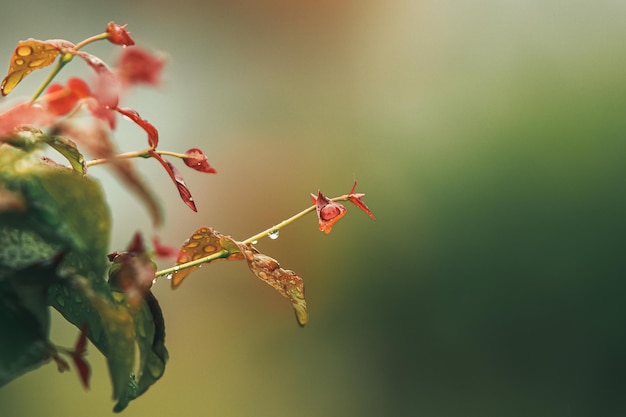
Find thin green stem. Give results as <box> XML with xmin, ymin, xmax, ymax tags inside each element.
<box><xmin>74</xmin><ymin>32</ymin><xmax>109</xmax><ymax>50</ymax></box>
<box><xmin>30</xmin><ymin>54</ymin><xmax>72</xmax><ymax>101</ymax></box>
<box><xmin>155</xmin><ymin>150</ymin><xmax>187</xmax><ymax>159</ymax></box>
<box><xmin>31</xmin><ymin>32</ymin><xmax>108</xmax><ymax>102</ymax></box>
<box><xmin>155</xmin><ymin>249</ymin><xmax>229</xmax><ymax>278</ymax></box>
<box><xmin>154</xmin><ymin>194</ymin><xmax>351</xmax><ymax>279</ymax></box>
<box><xmin>85</xmin><ymin>148</ymin><xmax>151</xmax><ymax>167</ymax></box>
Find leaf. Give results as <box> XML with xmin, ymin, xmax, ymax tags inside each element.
<box><xmin>41</xmin><ymin>134</ymin><xmax>86</xmax><ymax>175</ymax></box>
<box><xmin>44</xmin><ymin>77</ymin><xmax>91</xmax><ymax>116</ymax></box>
<box><xmin>0</xmin><ymin>101</ymin><xmax>56</xmax><ymax>137</ymax></box>
<box><xmin>149</xmin><ymin>150</ymin><xmax>197</xmax><ymax>212</ymax></box>
<box><xmin>70</xmin><ymin>326</ymin><xmax>91</xmax><ymax>390</ymax></box>
<box><xmin>171</xmin><ymin>226</ymin><xmax>243</xmax><ymax>289</ymax></box>
<box><xmin>75</xmin><ymin>51</ymin><xmax>119</xmax><ymax>129</ymax></box>
<box><xmin>113</xmin><ymin>291</ymin><xmax>168</xmax><ymax>412</ymax></box>
<box><xmin>0</xmin><ymin>253</ymin><xmax>63</xmax><ymax>386</ymax></box>
<box><xmin>237</xmin><ymin>244</ymin><xmax>308</xmax><ymax>326</ymax></box>
<box><xmin>116</xmin><ymin>47</ymin><xmax>165</xmax><ymax>88</ymax></box>
<box><xmin>116</xmin><ymin>107</ymin><xmax>158</xmax><ymax>148</ymax></box>
<box><xmin>1</xmin><ymin>39</ymin><xmax>61</xmax><ymax>96</ymax></box>
<box><xmin>183</xmin><ymin>148</ymin><xmax>216</xmax><ymax>173</ymax></box>
<box><xmin>347</xmin><ymin>181</ymin><xmax>376</xmax><ymax>220</ymax></box>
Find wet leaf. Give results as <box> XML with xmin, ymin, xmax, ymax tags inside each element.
<box><xmin>116</xmin><ymin>107</ymin><xmax>158</xmax><ymax>148</ymax></box>
<box><xmin>238</xmin><ymin>244</ymin><xmax>308</xmax><ymax>326</ymax></box>
<box><xmin>149</xmin><ymin>150</ymin><xmax>197</xmax><ymax>212</ymax></box>
<box><xmin>41</xmin><ymin>134</ymin><xmax>86</xmax><ymax>175</ymax></box>
<box><xmin>171</xmin><ymin>226</ymin><xmax>243</xmax><ymax>289</ymax></box>
<box><xmin>183</xmin><ymin>148</ymin><xmax>216</xmax><ymax>173</ymax></box>
<box><xmin>1</xmin><ymin>39</ymin><xmax>61</xmax><ymax>96</ymax></box>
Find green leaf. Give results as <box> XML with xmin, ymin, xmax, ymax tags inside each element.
<box><xmin>41</xmin><ymin>134</ymin><xmax>86</xmax><ymax>175</ymax></box>
<box><xmin>113</xmin><ymin>292</ymin><xmax>168</xmax><ymax>412</ymax></box>
<box><xmin>0</xmin><ymin>254</ymin><xmax>62</xmax><ymax>386</ymax></box>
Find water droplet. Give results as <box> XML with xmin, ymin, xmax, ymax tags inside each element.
<box><xmin>166</xmin><ymin>273</ymin><xmax>173</xmax><ymax>280</ymax></box>
<box><xmin>174</xmin><ymin>265</ymin><xmax>180</xmax><ymax>272</ymax></box>
<box><xmin>251</xmin><ymin>240</ymin><xmax>258</xmax><ymax>245</ymax></box>
<box><xmin>152</xmin><ymin>278</ymin><xmax>158</xmax><ymax>285</ymax></box>
<box><xmin>269</xmin><ymin>230</ymin><xmax>280</xmax><ymax>240</ymax></box>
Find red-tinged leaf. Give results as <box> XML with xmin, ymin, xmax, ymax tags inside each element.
<box><xmin>238</xmin><ymin>244</ymin><xmax>308</xmax><ymax>326</ymax></box>
<box><xmin>43</xmin><ymin>77</ymin><xmax>92</xmax><ymax>116</ymax></box>
<box><xmin>71</xmin><ymin>354</ymin><xmax>91</xmax><ymax>390</ymax></box>
<box><xmin>1</xmin><ymin>39</ymin><xmax>61</xmax><ymax>96</ymax></box>
<box><xmin>106</xmin><ymin>22</ymin><xmax>135</xmax><ymax>47</ymax></box>
<box><xmin>149</xmin><ymin>150</ymin><xmax>197</xmax><ymax>212</ymax></box>
<box><xmin>314</xmin><ymin>191</ymin><xmax>347</xmax><ymax>234</ymax></box>
<box><xmin>74</xmin><ymin>325</ymin><xmax>89</xmax><ymax>355</ymax></box>
<box><xmin>347</xmin><ymin>181</ymin><xmax>376</xmax><ymax>220</ymax></box>
<box><xmin>76</xmin><ymin>51</ymin><xmax>119</xmax><ymax>129</ymax></box>
<box><xmin>67</xmin><ymin>77</ymin><xmax>91</xmax><ymax>98</ymax></box>
<box><xmin>71</xmin><ymin>326</ymin><xmax>90</xmax><ymax>390</ymax></box>
<box><xmin>171</xmin><ymin>227</ymin><xmax>243</xmax><ymax>288</ymax></box>
<box><xmin>57</xmin><ymin>121</ymin><xmax>164</xmax><ymax>226</ymax></box>
<box><xmin>116</xmin><ymin>107</ymin><xmax>158</xmax><ymax>148</ymax></box>
<box><xmin>183</xmin><ymin>148</ymin><xmax>216</xmax><ymax>173</ymax></box>
<box><xmin>0</xmin><ymin>101</ymin><xmax>56</xmax><ymax>137</ymax></box>
<box><xmin>152</xmin><ymin>236</ymin><xmax>178</xmax><ymax>259</ymax></box>
<box><xmin>116</xmin><ymin>47</ymin><xmax>165</xmax><ymax>87</ymax></box>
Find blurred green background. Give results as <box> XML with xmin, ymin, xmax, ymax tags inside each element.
<box><xmin>2</xmin><ymin>1</ymin><xmax>626</xmax><ymax>416</ymax></box>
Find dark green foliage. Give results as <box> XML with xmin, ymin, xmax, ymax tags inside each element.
<box><xmin>0</xmin><ymin>145</ymin><xmax>167</xmax><ymax>411</ymax></box>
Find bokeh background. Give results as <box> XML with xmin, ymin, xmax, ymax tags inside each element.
<box><xmin>2</xmin><ymin>1</ymin><xmax>626</xmax><ymax>416</ymax></box>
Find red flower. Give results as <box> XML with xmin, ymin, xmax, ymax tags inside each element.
<box><xmin>116</xmin><ymin>47</ymin><xmax>165</xmax><ymax>87</ymax></box>
<box><xmin>311</xmin><ymin>191</ymin><xmax>347</xmax><ymax>234</ymax></box>
<box><xmin>183</xmin><ymin>148</ymin><xmax>216</xmax><ymax>173</ymax></box>
<box><xmin>106</xmin><ymin>22</ymin><xmax>135</xmax><ymax>47</ymax></box>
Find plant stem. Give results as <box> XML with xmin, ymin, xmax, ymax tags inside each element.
<box><xmin>31</xmin><ymin>32</ymin><xmax>108</xmax><ymax>102</ymax></box>
<box><xmin>153</xmin><ymin>195</ymin><xmax>350</xmax><ymax>279</ymax></box>
<box><xmin>155</xmin><ymin>250</ymin><xmax>229</xmax><ymax>278</ymax></box>
<box><xmin>74</xmin><ymin>33</ymin><xmax>109</xmax><ymax>50</ymax></box>
<box><xmin>30</xmin><ymin>54</ymin><xmax>72</xmax><ymax>101</ymax></box>
<box><xmin>85</xmin><ymin>148</ymin><xmax>151</xmax><ymax>167</ymax></box>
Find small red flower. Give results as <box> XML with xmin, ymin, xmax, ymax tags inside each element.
<box><xmin>116</xmin><ymin>47</ymin><xmax>165</xmax><ymax>87</ymax></box>
<box><xmin>311</xmin><ymin>191</ymin><xmax>347</xmax><ymax>234</ymax></box>
<box><xmin>183</xmin><ymin>148</ymin><xmax>217</xmax><ymax>173</ymax></box>
<box><xmin>106</xmin><ymin>22</ymin><xmax>135</xmax><ymax>47</ymax></box>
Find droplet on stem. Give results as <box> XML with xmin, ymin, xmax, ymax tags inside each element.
<box><xmin>268</xmin><ymin>230</ymin><xmax>280</xmax><ymax>240</ymax></box>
